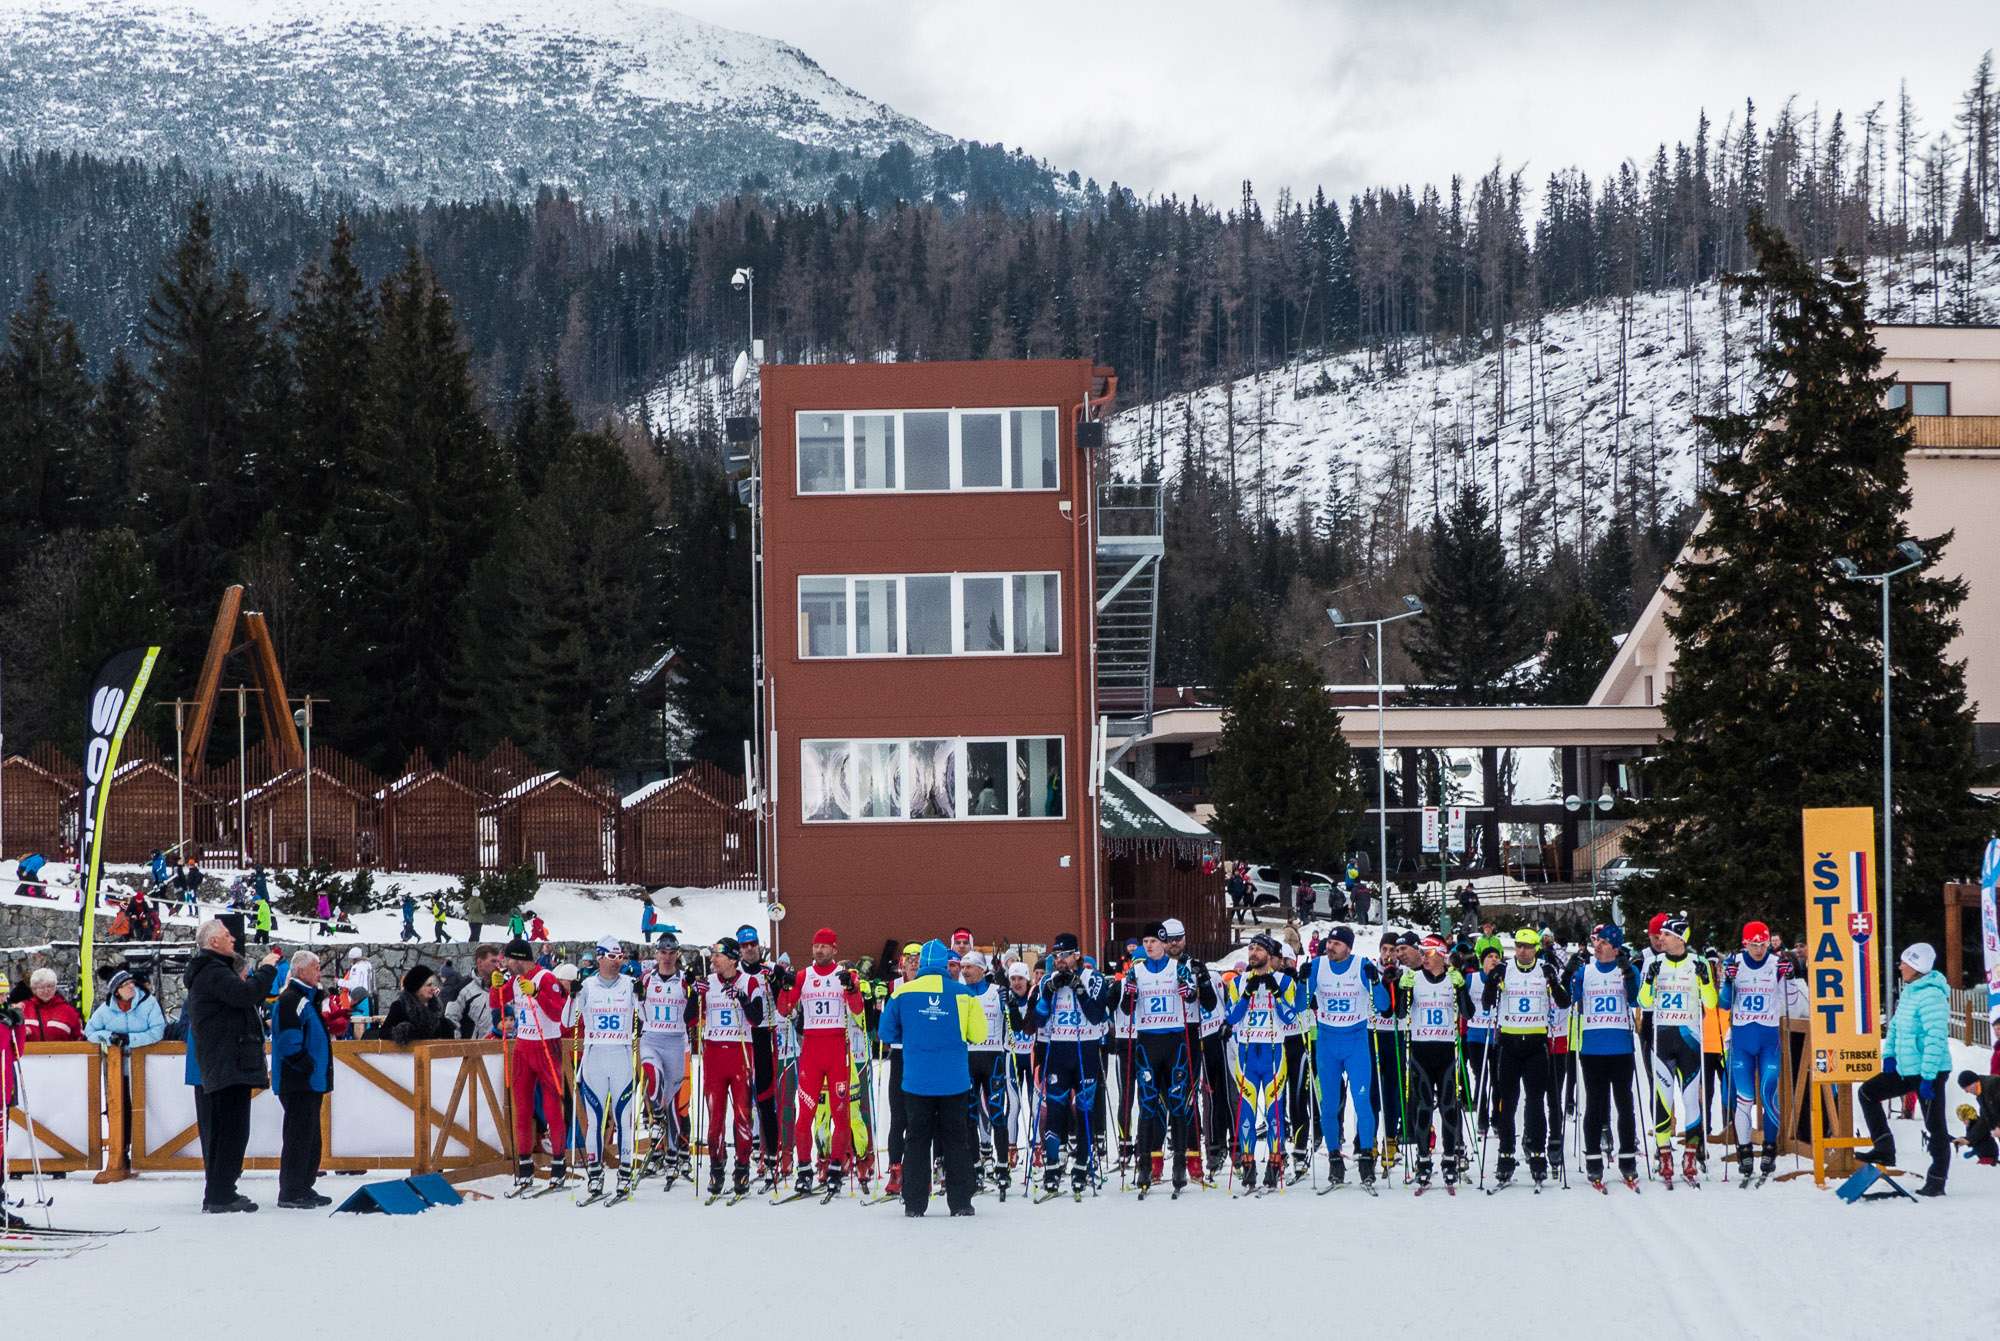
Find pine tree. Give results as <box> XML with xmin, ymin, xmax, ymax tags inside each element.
<box><xmin>1587</xmin><ymin>513</ymin><xmax>1637</xmax><ymax>630</ymax></box>
<box><xmin>282</xmin><ymin>219</ymin><xmax>376</xmax><ymax>535</ymax></box>
<box><xmin>1624</xmin><ymin>215</ymin><xmax>1982</xmax><ymax>942</ymax></box>
<box><xmin>0</xmin><ymin>274</ymin><xmax>95</xmax><ymax>582</ymax></box>
<box><xmin>1538</xmin><ymin>592</ymin><xmax>1616</xmax><ymax>704</ymax></box>
<box><xmin>1208</xmin><ymin>657</ymin><xmax>1361</xmax><ymax>897</ymax></box>
<box><xmin>1405</xmin><ymin>485</ymin><xmax>1530</xmax><ymax>703</ymax></box>
<box><xmin>506</xmin><ymin>366</ymin><xmax>579</xmax><ymax>499</ymax></box>
<box><xmin>659</xmin><ymin>439</ymin><xmax>752</xmax><ymax>765</ymax></box>
<box><xmin>83</xmin><ymin>349</ymin><xmax>148</xmax><ymax>525</ymax></box>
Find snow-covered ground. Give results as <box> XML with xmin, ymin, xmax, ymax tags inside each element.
<box><xmin>5</xmin><ymin>1040</ymin><xmax>1990</xmax><ymax>1334</ymax></box>
<box><xmin>0</xmin><ymin>859</ymin><xmax>770</xmax><ymax>951</ymax></box>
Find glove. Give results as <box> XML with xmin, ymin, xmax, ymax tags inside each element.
<box><xmin>690</xmin><ymin>977</ymin><xmax>708</xmax><ymax>996</ymax></box>
<box><xmin>1724</xmin><ymin>959</ymin><xmax>1737</xmax><ymax>981</ymax></box>
<box><xmin>1</xmin><ymin>1005</ymin><xmax>21</xmax><ymax>1028</ymax></box>
<box><xmin>724</xmin><ymin>983</ymin><xmax>746</xmax><ymax>1004</ymax></box>
<box><xmin>1883</xmin><ymin>1056</ymin><xmax>1898</xmax><ymax>1075</ymax></box>
<box><xmin>111</xmin><ymin>1032</ymin><xmax>129</xmax><ymax>1047</ymax></box>
<box><xmin>1178</xmin><ymin>981</ymin><xmax>1198</xmax><ymax>1003</ymax></box>
<box><xmin>1776</xmin><ymin>956</ymin><xmax>1794</xmax><ymax>979</ymax></box>
<box><xmin>1919</xmin><ymin>1079</ymin><xmax>1935</xmax><ymax>1104</ymax></box>
<box><xmin>1120</xmin><ymin>978</ymin><xmax>1138</xmax><ymax>1009</ymax></box>
<box><xmin>513</xmin><ymin>977</ymin><xmax>534</xmax><ymax>998</ymax></box>
<box><xmin>1051</xmin><ymin>969</ymin><xmax>1074</xmax><ymax>990</ymax></box>
<box><xmin>489</xmin><ymin>970</ymin><xmax>506</xmax><ymax>989</ymax></box>
<box><xmin>840</xmin><ymin>969</ymin><xmax>858</xmax><ymax>992</ymax></box>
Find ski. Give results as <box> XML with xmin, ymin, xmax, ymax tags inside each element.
<box><xmin>769</xmin><ymin>1189</ymin><xmax>815</xmax><ymax>1205</ymax></box>
<box><xmin>1624</xmin><ymin>1176</ymin><xmax>1642</xmax><ymax>1193</ymax></box>
<box><xmin>574</xmin><ymin>1190</ymin><xmax>605</xmax><ymax>1209</ymax></box>
<box><xmin>818</xmin><ymin>1184</ymin><xmax>842</xmax><ymax>1205</ymax></box>
<box><xmin>704</xmin><ymin>1192</ymin><xmax>728</xmax><ymax>1206</ymax></box>
<box><xmin>0</xmin><ymin>1223</ymin><xmax>155</xmax><ymax>1237</ymax></box>
<box><xmin>1031</xmin><ymin>1189</ymin><xmax>1067</xmax><ymax>1204</ymax></box>
<box><xmin>526</xmin><ymin>1180</ymin><xmax>573</xmax><ymax>1199</ymax></box>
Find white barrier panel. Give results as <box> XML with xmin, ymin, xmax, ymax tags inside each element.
<box><xmin>6</xmin><ymin>1045</ymin><xmax>100</xmax><ymax>1171</ymax></box>
<box><xmin>330</xmin><ymin>1048</ymin><xmax>421</xmax><ymax>1162</ymax></box>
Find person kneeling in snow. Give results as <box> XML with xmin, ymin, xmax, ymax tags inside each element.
<box><xmin>1957</xmin><ymin>1072</ymin><xmax>2000</xmax><ymax>1165</ymax></box>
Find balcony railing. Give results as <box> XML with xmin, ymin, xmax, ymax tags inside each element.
<box><xmin>1910</xmin><ymin>414</ymin><xmax>2000</xmax><ymax>449</ymax></box>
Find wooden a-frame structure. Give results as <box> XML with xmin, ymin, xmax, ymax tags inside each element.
<box><xmin>180</xmin><ymin>584</ymin><xmax>304</xmax><ymax>774</ymax></box>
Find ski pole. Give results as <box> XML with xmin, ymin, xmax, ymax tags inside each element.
<box><xmin>8</xmin><ymin>1048</ymin><xmax>54</xmax><ymax>1224</ymax></box>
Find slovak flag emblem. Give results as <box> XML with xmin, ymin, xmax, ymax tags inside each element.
<box><xmin>1848</xmin><ymin>911</ymin><xmax>1873</xmax><ymax>942</ymax></box>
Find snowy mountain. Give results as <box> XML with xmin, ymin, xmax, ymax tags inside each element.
<box><xmin>1108</xmin><ymin>246</ymin><xmax>2000</xmax><ymax>553</ymax></box>
<box><xmin>0</xmin><ymin>0</ymin><xmax>971</xmax><ymax>206</ymax></box>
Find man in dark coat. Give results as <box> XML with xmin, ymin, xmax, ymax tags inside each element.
<box><xmin>272</xmin><ymin>950</ymin><xmax>333</xmax><ymax>1208</ymax></box>
<box><xmin>184</xmin><ymin>919</ymin><xmax>281</xmax><ymax>1212</ymax></box>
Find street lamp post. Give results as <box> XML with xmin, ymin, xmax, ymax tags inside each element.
<box><xmin>293</xmin><ymin>703</ymin><xmax>315</xmax><ymax>866</ymax></box>
<box><xmin>1834</xmin><ymin>539</ymin><xmax>1925</xmax><ymax>1010</ymax></box>
<box><xmin>1566</xmin><ymin>782</ymin><xmax>1616</xmax><ymax>921</ymax></box>
<box><xmin>1328</xmin><ymin>596</ymin><xmax>1424</xmax><ymax>931</ymax></box>
<box><xmin>731</xmin><ymin>267</ymin><xmax>755</xmax><ymax>356</ymax></box>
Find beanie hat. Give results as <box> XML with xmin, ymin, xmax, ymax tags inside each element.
<box><xmin>347</xmin><ymin>946</ymin><xmax>364</xmax><ymax>960</ymax></box>
<box><xmin>714</xmin><ymin>939</ymin><xmax>742</xmax><ymax>962</ymax></box>
<box><xmin>812</xmin><ymin>927</ymin><xmax>838</xmax><ymax>947</ymax></box>
<box><xmin>655</xmin><ymin>932</ymin><xmax>679</xmax><ymax>950</ymax></box>
<box><xmin>1513</xmin><ymin>927</ymin><xmax>1541</xmax><ymax>948</ymax></box>
<box><xmin>1161</xmin><ymin>917</ymin><xmax>1187</xmax><ymax>938</ymax></box>
<box><xmin>106</xmin><ymin>969</ymin><xmax>135</xmax><ymax>999</ymax></box>
<box><xmin>1741</xmin><ymin>921</ymin><xmax>1770</xmax><ymax>944</ymax></box>
<box><xmin>553</xmin><ymin>963</ymin><xmax>579</xmax><ymax>983</ymax></box>
<box><xmin>960</xmin><ymin>951</ymin><xmax>988</xmax><ymax>971</ymax></box>
<box><xmin>1899</xmin><ymin>942</ymin><xmax>1936</xmax><ymax>975</ymax></box>
<box><xmin>1959</xmin><ymin>1070</ymin><xmax>1981</xmax><ymax>1090</ymax></box>
<box><xmin>1419</xmin><ymin>935</ymin><xmax>1446</xmax><ymax>954</ymax></box>
<box><xmin>401</xmin><ymin>964</ymin><xmax>435</xmax><ymax>994</ymax></box>
<box><xmin>1005</xmin><ymin>961</ymin><xmax>1031</xmax><ymax>982</ymax></box>
<box><xmin>1647</xmin><ymin>912</ymin><xmax>1669</xmax><ymax>936</ymax></box>
<box><xmin>503</xmin><ymin>938</ymin><xmax>534</xmax><ymax>960</ymax></box>
<box><xmin>595</xmin><ymin>937</ymin><xmax>624</xmax><ymax>957</ymax></box>
<box><xmin>1328</xmin><ymin>926</ymin><xmax>1355</xmax><ymax>947</ymax></box>
<box><xmin>1661</xmin><ymin>915</ymin><xmax>1690</xmax><ymax>941</ymax></box>
<box><xmin>1249</xmin><ymin>933</ymin><xmax>1282</xmax><ymax>956</ymax></box>
<box><xmin>1595</xmin><ymin>923</ymin><xmax>1625</xmax><ymax>949</ymax></box>
<box><xmin>1051</xmin><ymin>933</ymin><xmax>1080</xmax><ymax>954</ymax></box>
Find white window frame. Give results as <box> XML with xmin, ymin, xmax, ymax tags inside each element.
<box><xmin>794</xmin><ymin>408</ymin><xmax>1061</xmax><ymax>496</ymax></box>
<box><xmin>795</xmin><ymin>571</ymin><xmax>1063</xmax><ymax>659</ymax></box>
<box><xmin>799</xmin><ymin>735</ymin><xmax>1066</xmax><ymax>824</ymax></box>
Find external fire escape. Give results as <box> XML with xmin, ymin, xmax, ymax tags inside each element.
<box><xmin>1095</xmin><ymin>480</ymin><xmax>1163</xmax><ymax>739</ymax></box>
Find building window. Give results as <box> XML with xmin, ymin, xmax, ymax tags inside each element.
<box><xmin>1887</xmin><ymin>382</ymin><xmax>1950</xmax><ymax>416</ymax></box>
<box><xmin>794</xmin><ymin>407</ymin><xmax>1062</xmax><ymax>494</ymax></box>
<box><xmin>796</xmin><ymin>572</ymin><xmax>1063</xmax><ymax>658</ymax></box>
<box><xmin>801</xmin><ymin>735</ymin><xmax>1065</xmax><ymax>822</ymax></box>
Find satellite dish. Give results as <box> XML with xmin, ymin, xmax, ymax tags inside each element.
<box><xmin>731</xmin><ymin>350</ymin><xmax>751</xmax><ymax>389</ymax></box>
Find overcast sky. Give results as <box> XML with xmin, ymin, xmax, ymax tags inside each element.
<box><xmin>673</xmin><ymin>0</ymin><xmax>1992</xmax><ymax>207</ymax></box>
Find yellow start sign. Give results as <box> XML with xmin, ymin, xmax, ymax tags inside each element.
<box><xmin>1801</xmin><ymin>807</ymin><xmax>1883</xmax><ymax>1082</ymax></box>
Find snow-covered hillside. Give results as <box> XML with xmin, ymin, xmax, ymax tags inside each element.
<box><xmin>1111</xmin><ymin>246</ymin><xmax>2000</xmax><ymax>547</ymax></box>
<box><xmin>0</xmin><ymin>0</ymin><xmax>956</xmax><ymax>206</ymax></box>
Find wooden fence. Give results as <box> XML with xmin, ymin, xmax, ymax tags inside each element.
<box><xmin>7</xmin><ymin>736</ymin><xmax>755</xmax><ymax>890</ymax></box>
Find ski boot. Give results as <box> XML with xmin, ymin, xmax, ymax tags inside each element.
<box><xmin>548</xmin><ymin>1156</ymin><xmax>568</xmax><ymax>1188</ymax></box>
<box><xmin>1042</xmin><ymin>1163</ymin><xmax>1065</xmax><ymax>1199</ymax></box>
<box><xmin>1070</xmin><ymin>1162</ymin><xmax>1090</xmax><ymax>1199</ymax></box>
<box><xmin>1326</xmin><ymin>1152</ymin><xmax>1347</xmax><ymax>1186</ymax></box>
<box><xmin>825</xmin><ymin>1164</ymin><xmax>846</xmax><ymax>1199</ymax></box>
<box><xmin>731</xmin><ymin>1161</ymin><xmax>752</xmax><ymax>1199</ymax></box>
<box><xmin>1758</xmin><ymin>1142</ymin><xmax>1778</xmax><ymax>1182</ymax></box>
<box><xmin>1917</xmin><ymin>1176</ymin><xmax>1946</xmax><ymax>1198</ymax></box>
<box><xmin>584</xmin><ymin>1166</ymin><xmax>605</xmax><ymax>1201</ymax></box>
<box><xmin>1617</xmin><ymin>1154</ymin><xmax>1640</xmax><ymax>1189</ymax></box>
<box><xmin>1116</xmin><ymin>1140</ymin><xmax>1135</xmax><ymax>1171</ymax></box>
<box><xmin>1493</xmin><ymin>1154</ymin><xmax>1517</xmax><ymax>1188</ymax></box>
<box><xmin>1171</xmin><ymin>1151</ymin><xmax>1189</xmax><ymax>1195</ymax></box>
<box><xmin>1855</xmin><ymin>1136</ymin><xmax>1895</xmax><ymax>1166</ymax></box>
<box><xmin>510</xmin><ymin>1156</ymin><xmax>534</xmax><ymax>1195</ymax></box>
<box><xmin>1442</xmin><ymin>1153</ymin><xmax>1461</xmax><ymax>1190</ymax></box>
<box><xmin>993</xmin><ymin>1165</ymin><xmax>1011</xmax><ymax>1200</ymax></box>
<box><xmin>1381</xmin><ymin>1137</ymin><xmax>1399</xmax><ymax>1167</ymax></box>
<box><xmin>1186</xmin><ymin>1151</ymin><xmax>1205</xmax><ymax>1186</ymax></box>
<box><xmin>1358</xmin><ymin>1150</ymin><xmax>1377</xmax><ymax>1191</ymax></box>
<box><xmin>707</xmin><ymin>1162</ymin><xmax>726</xmax><ymax>1199</ymax></box>
<box><xmin>1545</xmin><ymin>1154</ymin><xmax>1564</xmax><ymax>1186</ymax></box>
<box><xmin>1262</xmin><ymin>1156</ymin><xmax>1283</xmax><ymax>1191</ymax></box>
<box><xmin>884</xmin><ymin>1162</ymin><xmax>903</xmax><ymax>1196</ymax></box>
<box><xmin>1413</xmin><ymin>1158</ymin><xmax>1432</xmax><ymax>1191</ymax></box>
<box><xmin>754</xmin><ymin>1156</ymin><xmax>777</xmax><ymax>1194</ymax></box>
<box><xmin>1235</xmin><ymin>1156</ymin><xmax>1258</xmax><ymax>1192</ymax></box>
<box><xmin>1680</xmin><ymin>1144</ymin><xmax>1702</xmax><ymax>1186</ymax></box>
<box><xmin>1290</xmin><ymin>1150</ymin><xmax>1312</xmax><ymax>1185</ymax></box>
<box><xmin>1736</xmin><ymin>1145</ymin><xmax>1755</xmax><ymax>1183</ymax></box>
<box><xmin>793</xmin><ymin>1167</ymin><xmax>816</xmax><ymax>1198</ymax></box>
<box><xmin>1528</xmin><ymin>1156</ymin><xmax>1548</xmax><ymax>1190</ymax></box>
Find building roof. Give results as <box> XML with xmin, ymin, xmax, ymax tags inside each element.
<box><xmin>1101</xmin><ymin>766</ymin><xmax>1211</xmax><ymax>841</ymax></box>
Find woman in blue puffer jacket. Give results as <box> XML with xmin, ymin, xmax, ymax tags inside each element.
<box><xmin>1857</xmin><ymin>942</ymin><xmax>1953</xmax><ymax>1194</ymax></box>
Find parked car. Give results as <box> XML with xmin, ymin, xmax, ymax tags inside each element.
<box><xmin>1246</xmin><ymin>865</ymin><xmax>1341</xmax><ymax>909</ymax></box>
<box><xmin>1596</xmin><ymin>855</ymin><xmax>1658</xmax><ymax>884</ymax></box>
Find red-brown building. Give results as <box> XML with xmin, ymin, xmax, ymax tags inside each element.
<box><xmin>759</xmin><ymin>360</ymin><xmax>1119</xmax><ymax>954</ymax></box>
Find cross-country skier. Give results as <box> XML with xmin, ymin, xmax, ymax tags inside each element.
<box><xmin>1480</xmin><ymin>927</ymin><xmax>1570</xmax><ymax>1189</ymax></box>
<box><xmin>1568</xmin><ymin>924</ymin><xmax>1642</xmax><ymax>1189</ymax></box>
<box><xmin>1397</xmin><ymin>934</ymin><xmax>1469</xmax><ymax>1191</ymax></box>
<box><xmin>733</xmin><ymin>925</ymin><xmax>784</xmax><ymax>1187</ymax></box>
<box><xmin>639</xmin><ymin>935</ymin><xmax>692</xmax><ymax>1183</ymax></box>
<box><xmin>1001</xmin><ymin>959</ymin><xmax>1037</xmax><ymax>1181</ymax></box>
<box><xmin>1371</xmin><ymin>932</ymin><xmax>1418</xmax><ymax>1168</ymax></box>
<box><xmin>1464</xmin><ymin>943</ymin><xmax>1502</xmax><ymax>1139</ymax></box>
<box><xmin>493</xmin><ymin>937</ymin><xmax>570</xmax><ymax>1194</ymax></box>
<box><xmin>692</xmin><ymin>938</ymin><xmax>764</xmax><ymax>1201</ymax></box>
<box><xmin>1025</xmin><ymin>933</ymin><xmax>1115</xmax><ymax>1199</ymax></box>
<box><xmin>1639</xmin><ymin>914</ymin><xmax>1717</xmax><ymax>1185</ymax></box>
<box><xmin>1224</xmin><ymin>933</ymin><xmax>1299</xmax><ymax>1192</ymax></box>
<box><xmin>1719</xmin><ymin>919</ymin><xmax>1788</xmax><ymax>1184</ymax></box>
<box><xmin>1118</xmin><ymin>921</ymin><xmax>1213</xmax><ymax>1195</ymax></box>
<box><xmin>1277</xmin><ymin>939</ymin><xmax>1315</xmax><ymax>1179</ymax></box>
<box><xmin>774</xmin><ymin>927</ymin><xmax>866</xmax><ymax>1197</ymax></box>
<box><xmin>1299</xmin><ymin>925</ymin><xmax>1383</xmax><ymax>1189</ymax></box>
<box><xmin>882</xmin><ymin>942</ymin><xmax>920</xmax><ymax>1196</ymax></box>
<box><xmin>958</xmin><ymin>952</ymin><xmax>1015</xmax><ymax>1195</ymax></box>
<box><xmin>1160</xmin><ymin>919</ymin><xmax>1227</xmax><ymax>1179</ymax></box>
<box><xmin>565</xmin><ymin>938</ymin><xmax>640</xmax><ymax>1203</ymax></box>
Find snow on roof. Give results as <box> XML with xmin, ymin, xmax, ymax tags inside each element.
<box><xmin>630</xmin><ymin>649</ymin><xmax>681</xmax><ymax>688</ymax></box>
<box><xmin>1101</xmin><ymin>766</ymin><xmax>1210</xmax><ymax>841</ymax></box>
<box><xmin>497</xmin><ymin>771</ymin><xmax>560</xmax><ymax>803</ymax></box>
<box><xmin>622</xmin><ymin>776</ymin><xmax>674</xmax><ymax>807</ymax></box>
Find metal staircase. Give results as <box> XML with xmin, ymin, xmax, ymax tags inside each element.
<box><xmin>1095</xmin><ymin>481</ymin><xmax>1163</xmax><ymax>738</ymax></box>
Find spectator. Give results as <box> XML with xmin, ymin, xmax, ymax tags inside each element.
<box><xmin>84</xmin><ymin>969</ymin><xmax>166</xmax><ymax>1052</ymax></box>
<box><xmin>252</xmin><ymin>893</ymin><xmax>274</xmax><ymax>945</ymax></box>
<box><xmin>16</xmin><ymin>852</ymin><xmax>48</xmax><ymax>891</ymax></box>
<box><xmin>321</xmin><ymin>980</ymin><xmax>356</xmax><ymax>1041</ymax></box>
<box><xmin>640</xmin><ymin>895</ymin><xmax>660</xmax><ymax>945</ymax></box>
<box><xmin>1958</xmin><ymin>1072</ymin><xmax>1999</xmax><ymax>1164</ymax></box>
<box><xmin>1857</xmin><ymin>942</ymin><xmax>1953</xmax><ymax>1196</ymax></box>
<box><xmin>446</xmin><ymin>945</ymin><xmax>501</xmax><ymax>1039</ymax></box>
<box><xmin>400</xmin><ymin>891</ymin><xmax>419</xmax><ymax>942</ymax></box>
<box><xmin>1225</xmin><ymin>864</ymin><xmax>1252</xmax><ymax>926</ymax></box>
<box><xmin>341</xmin><ymin>947</ymin><xmax>375</xmax><ymax>1028</ymax></box>
<box><xmin>250</xmin><ymin>864</ymin><xmax>271</xmax><ymax>906</ymax></box>
<box><xmin>19</xmin><ymin>969</ymin><xmax>84</xmax><ymax>1042</ymax></box>
<box><xmin>528</xmin><ymin>911</ymin><xmax>549</xmax><ymax>944</ymax></box>
<box><xmin>314</xmin><ymin>889</ymin><xmax>334</xmax><ymax>936</ymax></box>
<box><xmin>463</xmin><ymin>887</ymin><xmax>487</xmax><ymax>942</ymax></box>
<box><xmin>507</xmin><ymin>908</ymin><xmax>527</xmax><ymax>940</ymax></box>
<box><xmin>176</xmin><ymin>860</ymin><xmax>204</xmax><ymax>916</ymax></box>
<box><xmin>184</xmin><ymin>918</ymin><xmax>281</xmax><ymax>1212</ymax></box>
<box><xmin>148</xmin><ymin>849</ymin><xmax>172</xmax><ymax>891</ymax></box>
<box><xmin>379</xmin><ymin>965</ymin><xmax>452</xmax><ymax>1044</ymax></box>
<box><xmin>1294</xmin><ymin>876</ymin><xmax>1316</xmax><ymax>921</ymax></box>
<box><xmin>271</xmin><ymin>949</ymin><xmax>332</xmax><ymax>1209</ymax></box>
<box><xmin>1456</xmin><ymin>882</ymin><xmax>1481</xmax><ymax>921</ymax></box>
<box><xmin>127</xmin><ymin>888</ymin><xmax>161</xmax><ymax>941</ymax></box>
<box><xmin>430</xmin><ymin>895</ymin><xmax>452</xmax><ymax>944</ymax></box>
<box><xmin>876</xmin><ymin>937</ymin><xmax>985</xmax><ymax>1217</ymax></box>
